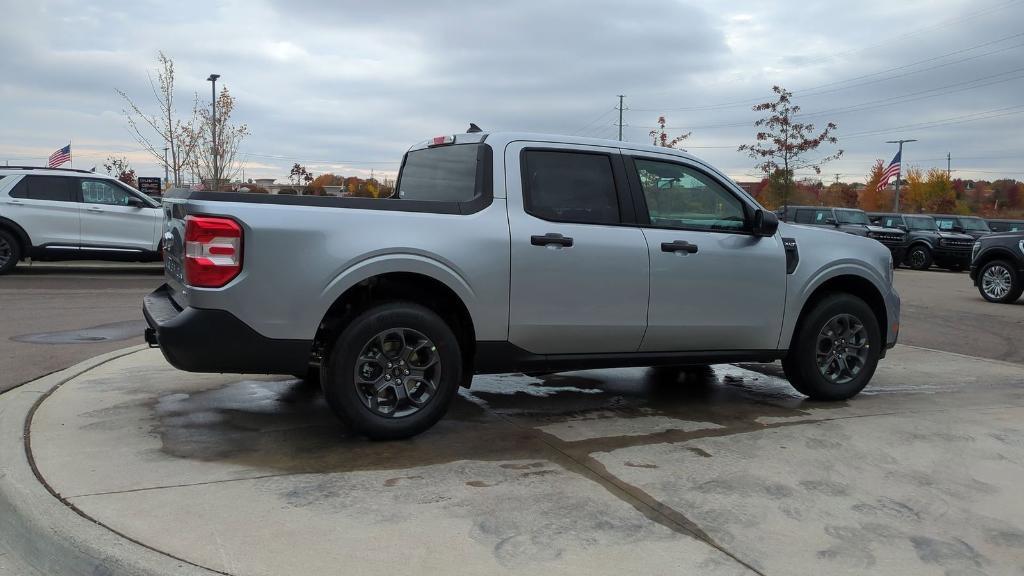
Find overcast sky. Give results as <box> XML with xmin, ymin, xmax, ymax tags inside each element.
<box><xmin>2</xmin><ymin>0</ymin><xmax>1022</xmax><ymax>184</ymax></box>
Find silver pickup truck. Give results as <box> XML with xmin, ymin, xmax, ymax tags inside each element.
<box><xmin>145</xmin><ymin>131</ymin><xmax>900</xmax><ymax>439</ymax></box>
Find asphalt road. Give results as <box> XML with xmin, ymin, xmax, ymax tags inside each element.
<box><xmin>0</xmin><ymin>265</ymin><xmax>1020</xmax><ymax>393</ymax></box>
<box><xmin>0</xmin><ymin>266</ymin><xmax>163</xmax><ymax>393</ymax></box>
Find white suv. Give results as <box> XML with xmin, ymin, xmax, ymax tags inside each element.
<box><xmin>0</xmin><ymin>167</ymin><xmax>163</xmax><ymax>274</ymax></box>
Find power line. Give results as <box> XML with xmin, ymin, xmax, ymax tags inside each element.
<box><xmin>633</xmin><ymin>31</ymin><xmax>1024</xmax><ymax>112</ymax></box>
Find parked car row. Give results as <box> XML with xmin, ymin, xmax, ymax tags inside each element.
<box><xmin>0</xmin><ymin>166</ymin><xmax>164</xmax><ymax>274</ymax></box>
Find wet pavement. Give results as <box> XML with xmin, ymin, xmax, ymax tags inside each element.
<box><xmin>27</xmin><ymin>346</ymin><xmax>1024</xmax><ymax>575</ymax></box>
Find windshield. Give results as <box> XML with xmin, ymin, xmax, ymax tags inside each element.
<box><xmin>836</xmin><ymin>210</ymin><xmax>870</xmax><ymax>225</ymax></box>
<box><xmin>397</xmin><ymin>143</ymin><xmax>481</xmax><ymax>202</ymax></box>
<box><xmin>960</xmin><ymin>217</ymin><xmax>990</xmax><ymax>231</ymax></box>
<box><xmin>905</xmin><ymin>216</ymin><xmax>936</xmax><ymax>231</ymax></box>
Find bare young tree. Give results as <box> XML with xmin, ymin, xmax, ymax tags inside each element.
<box><xmin>185</xmin><ymin>86</ymin><xmax>249</xmax><ymax>189</ymax></box>
<box><xmin>649</xmin><ymin>115</ymin><xmax>691</xmax><ymax>149</ymax></box>
<box><xmin>116</xmin><ymin>52</ymin><xmax>201</xmax><ymax>186</ymax></box>
<box><xmin>739</xmin><ymin>85</ymin><xmax>842</xmax><ymax>209</ymax></box>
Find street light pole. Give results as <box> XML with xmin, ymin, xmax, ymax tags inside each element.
<box><xmin>886</xmin><ymin>139</ymin><xmax>917</xmax><ymax>212</ymax></box>
<box><xmin>207</xmin><ymin>74</ymin><xmax>220</xmax><ymax>190</ymax></box>
<box><xmin>162</xmin><ymin>147</ymin><xmax>169</xmax><ymax>187</ymax></box>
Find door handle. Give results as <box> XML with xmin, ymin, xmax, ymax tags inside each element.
<box><xmin>86</xmin><ymin>206</ymin><xmax>103</xmax><ymax>212</ymax></box>
<box><xmin>8</xmin><ymin>199</ymin><xmax>22</xmax><ymax>205</ymax></box>
<box><xmin>531</xmin><ymin>233</ymin><xmax>573</xmax><ymax>248</ymax></box>
<box><xmin>661</xmin><ymin>240</ymin><xmax>698</xmax><ymax>254</ymax></box>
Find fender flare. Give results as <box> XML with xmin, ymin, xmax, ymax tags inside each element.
<box><xmin>0</xmin><ymin>216</ymin><xmax>32</xmax><ymax>253</ymax></box>
<box><xmin>318</xmin><ymin>251</ymin><xmax>478</xmax><ymax>326</ymax></box>
<box><xmin>779</xmin><ymin>260</ymin><xmax>890</xmax><ymax>350</ymax></box>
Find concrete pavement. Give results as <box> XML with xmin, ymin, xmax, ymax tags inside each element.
<box><xmin>14</xmin><ymin>344</ymin><xmax>1024</xmax><ymax>575</ymax></box>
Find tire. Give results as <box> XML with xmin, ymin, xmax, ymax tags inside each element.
<box><xmin>905</xmin><ymin>245</ymin><xmax>932</xmax><ymax>270</ymax></box>
<box><xmin>0</xmin><ymin>229</ymin><xmax>20</xmax><ymax>275</ymax></box>
<box><xmin>783</xmin><ymin>293</ymin><xmax>881</xmax><ymax>401</ymax></box>
<box><xmin>321</xmin><ymin>301</ymin><xmax>462</xmax><ymax>440</ymax></box>
<box><xmin>977</xmin><ymin>260</ymin><xmax>1023</xmax><ymax>304</ymax></box>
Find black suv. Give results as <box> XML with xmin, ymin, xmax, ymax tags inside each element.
<box><xmin>970</xmin><ymin>230</ymin><xmax>1024</xmax><ymax>303</ymax></box>
<box><xmin>868</xmin><ymin>213</ymin><xmax>974</xmax><ymax>271</ymax></box>
<box><xmin>930</xmin><ymin>214</ymin><xmax>991</xmax><ymax>239</ymax></box>
<box><xmin>777</xmin><ymin>206</ymin><xmax>908</xmax><ymax>261</ymax></box>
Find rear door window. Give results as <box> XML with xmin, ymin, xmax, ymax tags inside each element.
<box><xmin>10</xmin><ymin>176</ymin><xmax>76</xmax><ymax>202</ymax></box>
<box><xmin>522</xmin><ymin>150</ymin><xmax>620</xmax><ymax>225</ymax></box>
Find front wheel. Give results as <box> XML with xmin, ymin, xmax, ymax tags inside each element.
<box><xmin>905</xmin><ymin>245</ymin><xmax>932</xmax><ymax>270</ymax></box>
<box><xmin>321</xmin><ymin>302</ymin><xmax>462</xmax><ymax>440</ymax></box>
<box><xmin>783</xmin><ymin>293</ymin><xmax>881</xmax><ymax>401</ymax></box>
<box><xmin>977</xmin><ymin>260</ymin><xmax>1023</xmax><ymax>303</ymax></box>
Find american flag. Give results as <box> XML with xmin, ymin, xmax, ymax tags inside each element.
<box><xmin>48</xmin><ymin>144</ymin><xmax>71</xmax><ymax>168</ymax></box>
<box><xmin>876</xmin><ymin>150</ymin><xmax>901</xmax><ymax>192</ymax></box>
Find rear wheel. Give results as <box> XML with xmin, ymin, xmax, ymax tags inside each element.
<box><xmin>0</xmin><ymin>229</ymin><xmax>20</xmax><ymax>275</ymax></box>
<box><xmin>977</xmin><ymin>260</ymin><xmax>1022</xmax><ymax>303</ymax></box>
<box><xmin>906</xmin><ymin>245</ymin><xmax>932</xmax><ymax>270</ymax></box>
<box><xmin>783</xmin><ymin>293</ymin><xmax>880</xmax><ymax>401</ymax></box>
<box><xmin>321</xmin><ymin>302</ymin><xmax>462</xmax><ymax>440</ymax></box>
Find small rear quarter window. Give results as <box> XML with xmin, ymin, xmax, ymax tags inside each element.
<box><xmin>397</xmin><ymin>143</ymin><xmax>481</xmax><ymax>202</ymax></box>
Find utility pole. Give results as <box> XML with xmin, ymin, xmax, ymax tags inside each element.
<box><xmin>834</xmin><ymin>173</ymin><xmax>841</xmax><ymax>186</ymax></box>
<box><xmin>947</xmin><ymin>152</ymin><xmax>951</xmax><ymax>179</ymax></box>
<box><xmin>615</xmin><ymin>95</ymin><xmax>627</xmax><ymax>141</ymax></box>
<box><xmin>886</xmin><ymin>139</ymin><xmax>917</xmax><ymax>212</ymax></box>
<box><xmin>207</xmin><ymin>74</ymin><xmax>220</xmax><ymax>190</ymax></box>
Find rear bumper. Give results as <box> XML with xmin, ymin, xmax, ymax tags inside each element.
<box><xmin>143</xmin><ymin>284</ymin><xmax>311</xmax><ymax>375</ymax></box>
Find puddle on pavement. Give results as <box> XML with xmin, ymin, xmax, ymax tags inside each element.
<box><xmin>149</xmin><ymin>363</ymin><xmax>839</xmax><ymax>476</ymax></box>
<box><xmin>13</xmin><ymin>319</ymin><xmax>146</xmax><ymax>344</ymax></box>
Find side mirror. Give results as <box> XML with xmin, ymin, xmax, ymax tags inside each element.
<box><xmin>952</xmin><ymin>225</ymin><xmax>965</xmax><ymax>233</ymax></box>
<box><xmin>824</xmin><ymin>217</ymin><xmax>838</xmax><ymax>226</ymax></box>
<box><xmin>126</xmin><ymin>197</ymin><xmax>146</xmax><ymax>208</ymax></box>
<box><xmin>896</xmin><ymin>224</ymin><xmax>908</xmax><ymax>231</ymax></box>
<box><xmin>753</xmin><ymin>209</ymin><xmax>779</xmax><ymax>238</ymax></box>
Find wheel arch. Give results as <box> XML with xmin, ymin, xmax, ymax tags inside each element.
<box><xmin>314</xmin><ymin>270</ymin><xmax>477</xmax><ymax>383</ymax></box>
<box><xmin>787</xmin><ymin>273</ymin><xmax>889</xmax><ymax>353</ymax></box>
<box><xmin>974</xmin><ymin>248</ymin><xmax>1019</xmax><ymax>271</ymax></box>
<box><xmin>0</xmin><ymin>216</ymin><xmax>32</xmax><ymax>256</ymax></box>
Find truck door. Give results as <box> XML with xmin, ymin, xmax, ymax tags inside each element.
<box><xmin>505</xmin><ymin>142</ymin><xmax>649</xmax><ymax>354</ymax></box>
<box><xmin>623</xmin><ymin>153</ymin><xmax>787</xmax><ymax>352</ymax></box>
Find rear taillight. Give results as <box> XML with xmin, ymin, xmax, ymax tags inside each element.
<box><xmin>184</xmin><ymin>215</ymin><xmax>242</xmax><ymax>288</ymax></box>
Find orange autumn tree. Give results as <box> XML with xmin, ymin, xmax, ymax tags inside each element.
<box><xmin>859</xmin><ymin>159</ymin><xmax>889</xmax><ymax>212</ymax></box>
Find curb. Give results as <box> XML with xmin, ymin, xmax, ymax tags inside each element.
<box><xmin>0</xmin><ymin>346</ymin><xmax>219</xmax><ymax>576</ymax></box>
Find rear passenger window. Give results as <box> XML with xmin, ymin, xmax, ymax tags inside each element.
<box><xmin>522</xmin><ymin>150</ymin><xmax>619</xmax><ymax>225</ymax></box>
<box><xmin>13</xmin><ymin>176</ymin><xmax>76</xmax><ymax>202</ymax></box>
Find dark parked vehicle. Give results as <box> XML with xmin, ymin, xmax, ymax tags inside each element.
<box><xmin>970</xmin><ymin>230</ymin><xmax>1024</xmax><ymax>303</ymax></box>
<box><xmin>868</xmin><ymin>213</ymin><xmax>974</xmax><ymax>271</ymax></box>
<box><xmin>777</xmin><ymin>206</ymin><xmax>908</xmax><ymax>262</ymax></box>
<box><xmin>987</xmin><ymin>219</ymin><xmax>1024</xmax><ymax>233</ymax></box>
<box><xmin>930</xmin><ymin>214</ymin><xmax>991</xmax><ymax>239</ymax></box>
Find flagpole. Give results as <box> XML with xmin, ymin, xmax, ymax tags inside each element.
<box><xmin>886</xmin><ymin>139</ymin><xmax>916</xmax><ymax>212</ymax></box>
<box><xmin>69</xmin><ymin>138</ymin><xmax>73</xmax><ymax>168</ymax></box>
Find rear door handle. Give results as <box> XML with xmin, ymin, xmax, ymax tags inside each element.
<box><xmin>661</xmin><ymin>240</ymin><xmax>698</xmax><ymax>254</ymax></box>
<box><xmin>86</xmin><ymin>206</ymin><xmax>103</xmax><ymax>212</ymax></box>
<box><xmin>8</xmin><ymin>199</ymin><xmax>23</xmax><ymax>205</ymax></box>
<box><xmin>531</xmin><ymin>233</ymin><xmax>573</xmax><ymax>248</ymax></box>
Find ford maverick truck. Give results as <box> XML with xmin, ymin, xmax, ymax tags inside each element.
<box><xmin>145</xmin><ymin>131</ymin><xmax>900</xmax><ymax>439</ymax></box>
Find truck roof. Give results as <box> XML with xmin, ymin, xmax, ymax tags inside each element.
<box><xmin>410</xmin><ymin>131</ymin><xmax>707</xmax><ymax>164</ymax></box>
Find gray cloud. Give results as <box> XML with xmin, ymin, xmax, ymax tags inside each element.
<box><xmin>1</xmin><ymin>0</ymin><xmax>1022</xmax><ymax>182</ymax></box>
